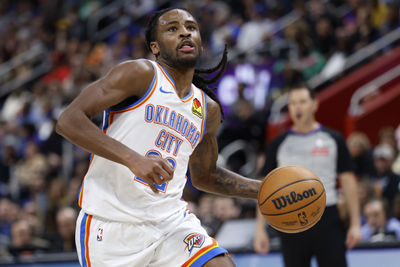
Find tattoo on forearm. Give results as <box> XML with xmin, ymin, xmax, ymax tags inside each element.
<box><xmin>214</xmin><ymin>167</ymin><xmax>259</xmax><ymax>199</ymax></box>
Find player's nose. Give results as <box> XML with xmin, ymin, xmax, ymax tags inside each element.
<box><xmin>179</xmin><ymin>28</ymin><xmax>191</xmax><ymax>38</ymax></box>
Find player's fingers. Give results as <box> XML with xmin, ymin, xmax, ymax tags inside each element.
<box><xmin>346</xmin><ymin>236</ymin><xmax>357</xmax><ymax>250</ymax></box>
<box><xmin>254</xmin><ymin>239</ymin><xmax>263</xmax><ymax>253</ymax></box>
<box><xmin>254</xmin><ymin>243</ymin><xmax>268</xmax><ymax>254</ymax></box>
<box><xmin>142</xmin><ymin>175</ymin><xmax>159</xmax><ymax>193</ymax></box>
<box><xmin>346</xmin><ymin>234</ymin><xmax>358</xmax><ymax>250</ymax></box>
<box><xmin>150</xmin><ymin>173</ymin><xmax>164</xmax><ymax>186</ymax></box>
<box><xmin>160</xmin><ymin>159</ymin><xmax>174</xmax><ymax>176</ymax></box>
<box><xmin>148</xmin><ymin>181</ymin><xmax>159</xmax><ymax>194</ymax></box>
<box><xmin>260</xmin><ymin>242</ymin><xmax>269</xmax><ymax>254</ymax></box>
<box><xmin>157</xmin><ymin>168</ymin><xmax>172</xmax><ymax>182</ymax></box>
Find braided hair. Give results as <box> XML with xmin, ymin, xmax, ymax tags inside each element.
<box><xmin>145</xmin><ymin>7</ymin><xmax>227</xmax><ymax>118</ymax></box>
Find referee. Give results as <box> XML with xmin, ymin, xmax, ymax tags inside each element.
<box><xmin>254</xmin><ymin>86</ymin><xmax>361</xmax><ymax>267</ymax></box>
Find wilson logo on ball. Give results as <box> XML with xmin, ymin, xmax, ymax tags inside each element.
<box><xmin>272</xmin><ymin>187</ymin><xmax>317</xmax><ymax>210</ymax></box>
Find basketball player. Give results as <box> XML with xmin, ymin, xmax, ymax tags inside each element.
<box><xmin>253</xmin><ymin>86</ymin><xmax>362</xmax><ymax>267</ymax></box>
<box><xmin>56</xmin><ymin>8</ymin><xmax>260</xmax><ymax>267</ymax></box>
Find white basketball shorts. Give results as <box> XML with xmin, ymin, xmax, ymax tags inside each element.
<box><xmin>76</xmin><ymin>209</ymin><xmax>228</xmax><ymax>267</ymax></box>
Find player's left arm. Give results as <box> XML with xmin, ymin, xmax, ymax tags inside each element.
<box><xmin>188</xmin><ymin>98</ymin><xmax>261</xmax><ymax>199</ymax></box>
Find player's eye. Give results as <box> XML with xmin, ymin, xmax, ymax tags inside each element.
<box><xmin>168</xmin><ymin>26</ymin><xmax>177</xmax><ymax>32</ymax></box>
<box><xmin>187</xmin><ymin>25</ymin><xmax>196</xmax><ymax>31</ymax></box>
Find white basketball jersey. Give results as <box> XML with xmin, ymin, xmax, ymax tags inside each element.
<box><xmin>78</xmin><ymin>60</ymin><xmax>207</xmax><ymax>223</ymax></box>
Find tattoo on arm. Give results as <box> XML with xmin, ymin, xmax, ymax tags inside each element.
<box><xmin>214</xmin><ymin>167</ymin><xmax>260</xmax><ymax>199</ymax></box>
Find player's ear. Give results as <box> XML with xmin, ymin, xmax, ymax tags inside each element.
<box><xmin>313</xmin><ymin>99</ymin><xmax>319</xmax><ymax>113</ymax></box>
<box><xmin>150</xmin><ymin>41</ymin><xmax>160</xmax><ymax>56</ymax></box>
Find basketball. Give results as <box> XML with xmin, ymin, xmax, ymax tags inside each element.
<box><xmin>258</xmin><ymin>165</ymin><xmax>326</xmax><ymax>233</ymax></box>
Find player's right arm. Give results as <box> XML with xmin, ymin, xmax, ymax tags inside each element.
<box><xmin>56</xmin><ymin>60</ymin><xmax>173</xmax><ymax>193</ymax></box>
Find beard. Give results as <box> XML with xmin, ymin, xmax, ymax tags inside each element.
<box><xmin>159</xmin><ymin>45</ymin><xmax>201</xmax><ymax>69</ymax></box>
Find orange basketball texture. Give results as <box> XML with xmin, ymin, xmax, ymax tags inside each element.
<box><xmin>258</xmin><ymin>165</ymin><xmax>326</xmax><ymax>233</ymax></box>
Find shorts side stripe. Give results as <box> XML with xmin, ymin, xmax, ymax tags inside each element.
<box><xmin>181</xmin><ymin>238</ymin><xmax>228</xmax><ymax>267</ymax></box>
<box><xmin>80</xmin><ymin>213</ymin><xmax>93</xmax><ymax>267</ymax></box>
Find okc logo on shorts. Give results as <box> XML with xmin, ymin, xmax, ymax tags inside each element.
<box><xmin>183</xmin><ymin>233</ymin><xmax>205</xmax><ymax>255</ymax></box>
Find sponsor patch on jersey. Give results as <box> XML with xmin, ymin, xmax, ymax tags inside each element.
<box><xmin>311</xmin><ymin>147</ymin><xmax>329</xmax><ymax>155</ymax></box>
<box><xmin>192</xmin><ymin>98</ymin><xmax>203</xmax><ymax>119</ymax></box>
<box><xmin>184</xmin><ymin>233</ymin><xmax>205</xmax><ymax>255</ymax></box>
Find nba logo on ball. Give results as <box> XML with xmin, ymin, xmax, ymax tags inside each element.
<box><xmin>258</xmin><ymin>165</ymin><xmax>326</xmax><ymax>233</ymax></box>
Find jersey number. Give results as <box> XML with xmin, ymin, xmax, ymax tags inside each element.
<box><xmin>134</xmin><ymin>150</ymin><xmax>176</xmax><ymax>193</ymax></box>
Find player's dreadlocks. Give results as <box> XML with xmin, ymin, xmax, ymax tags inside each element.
<box><xmin>145</xmin><ymin>7</ymin><xmax>227</xmax><ymax>118</ymax></box>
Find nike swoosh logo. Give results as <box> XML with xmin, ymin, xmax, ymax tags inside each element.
<box><xmin>159</xmin><ymin>86</ymin><xmax>174</xmax><ymax>94</ymax></box>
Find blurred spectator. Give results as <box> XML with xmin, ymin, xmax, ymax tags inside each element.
<box><xmin>20</xmin><ymin>201</ymin><xmax>43</xmax><ymax>237</ymax></box>
<box><xmin>209</xmin><ymin>2</ymin><xmax>242</xmax><ymax>54</ymax></box>
<box><xmin>379</xmin><ymin>0</ymin><xmax>400</xmax><ymax>35</ymax></box>
<box><xmin>0</xmin><ymin>198</ymin><xmax>20</xmax><ymax>240</ymax></box>
<box><xmin>8</xmin><ymin>219</ymin><xmax>49</xmax><ymax>257</ymax></box>
<box><xmin>218</xmin><ymin>82</ymin><xmax>265</xmax><ymax>153</ymax></box>
<box><xmin>236</xmin><ymin>3</ymin><xmax>273</xmax><ymax>52</ymax></box>
<box><xmin>0</xmin><ymin>88</ymin><xmax>30</xmax><ymax>123</ymax></box>
<box><xmin>341</xmin><ymin>0</ymin><xmax>363</xmax><ymax>36</ymax></box>
<box><xmin>279</xmin><ymin>20</ymin><xmax>326</xmax><ymax>80</ymax></box>
<box><xmin>394</xmin><ymin>124</ymin><xmax>400</xmax><ymax>174</ymax></box>
<box><xmin>0</xmin><ymin>135</ymin><xmax>19</xmax><ymax>194</ymax></box>
<box><xmin>15</xmin><ymin>141</ymin><xmax>47</xmax><ymax>182</ymax></box>
<box><xmin>307</xmin><ymin>0</ymin><xmax>340</xmax><ymax>58</ymax></box>
<box><xmin>349</xmin><ymin>5</ymin><xmax>380</xmax><ymax>52</ymax></box>
<box><xmin>54</xmin><ymin>207</ymin><xmax>77</xmax><ymax>252</ymax></box>
<box><xmin>379</xmin><ymin>126</ymin><xmax>399</xmax><ymax>157</ymax></box>
<box><xmin>197</xmin><ymin>194</ymin><xmax>217</xmax><ymax>236</ymax></box>
<box><xmin>44</xmin><ymin>178</ymin><xmax>71</xmax><ymax>235</ymax></box>
<box><xmin>313</xmin><ymin>15</ymin><xmax>337</xmax><ymax>58</ymax></box>
<box><xmin>358</xmin><ymin>179</ymin><xmax>378</xmax><ymax>224</ymax></box>
<box><xmin>347</xmin><ymin>131</ymin><xmax>376</xmax><ymax>179</ymax></box>
<box><xmin>393</xmin><ymin>192</ymin><xmax>400</xmax><ymax>221</ymax></box>
<box><xmin>369</xmin><ymin>0</ymin><xmax>388</xmax><ymax>29</ymax></box>
<box><xmin>361</xmin><ymin>198</ymin><xmax>400</xmax><ymax>242</ymax></box>
<box><xmin>212</xmin><ymin>196</ymin><xmax>241</xmax><ymax>233</ymax></box>
<box><xmin>372</xmin><ymin>144</ymin><xmax>400</xmax><ymax>214</ymax></box>
<box><xmin>213</xmin><ymin>197</ymin><xmax>241</xmax><ymax>222</ymax></box>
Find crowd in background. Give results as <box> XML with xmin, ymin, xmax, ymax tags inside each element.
<box><xmin>0</xmin><ymin>0</ymin><xmax>400</xmax><ymax>258</ymax></box>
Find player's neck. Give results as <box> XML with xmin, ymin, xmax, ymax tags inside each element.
<box><xmin>157</xmin><ymin>60</ymin><xmax>195</xmax><ymax>98</ymax></box>
<box><xmin>293</xmin><ymin>121</ymin><xmax>319</xmax><ymax>134</ymax></box>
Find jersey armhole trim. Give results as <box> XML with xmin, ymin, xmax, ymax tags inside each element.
<box><xmin>107</xmin><ymin>60</ymin><xmax>158</xmax><ymax>113</ymax></box>
<box><xmin>200</xmin><ymin>90</ymin><xmax>207</xmax><ymax>142</ymax></box>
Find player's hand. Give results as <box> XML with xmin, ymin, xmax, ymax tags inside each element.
<box><xmin>253</xmin><ymin>227</ymin><xmax>270</xmax><ymax>254</ymax></box>
<box><xmin>346</xmin><ymin>224</ymin><xmax>362</xmax><ymax>250</ymax></box>
<box><xmin>129</xmin><ymin>155</ymin><xmax>174</xmax><ymax>193</ymax></box>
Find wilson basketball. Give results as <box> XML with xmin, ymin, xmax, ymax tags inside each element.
<box><xmin>258</xmin><ymin>165</ymin><xmax>326</xmax><ymax>233</ymax></box>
